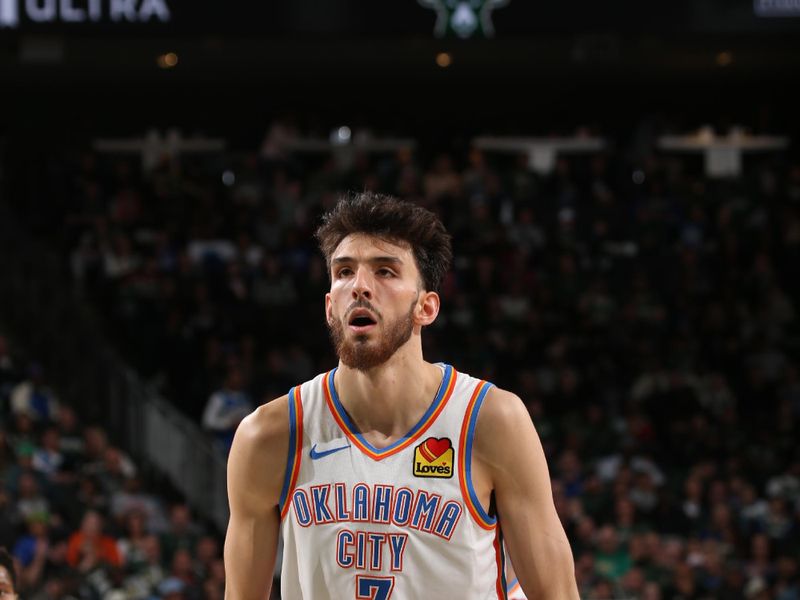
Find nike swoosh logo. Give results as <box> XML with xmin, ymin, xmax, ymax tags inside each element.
<box><xmin>309</xmin><ymin>443</ymin><xmax>351</xmax><ymax>460</ymax></box>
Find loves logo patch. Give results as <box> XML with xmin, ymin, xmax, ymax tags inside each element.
<box><xmin>413</xmin><ymin>437</ymin><xmax>454</xmax><ymax>478</ymax></box>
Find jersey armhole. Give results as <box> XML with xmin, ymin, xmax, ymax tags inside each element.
<box><xmin>278</xmin><ymin>386</ymin><xmax>304</xmax><ymax>519</ymax></box>
<box><xmin>457</xmin><ymin>380</ymin><xmax>498</xmax><ymax>530</ymax></box>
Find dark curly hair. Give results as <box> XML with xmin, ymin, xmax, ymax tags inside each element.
<box><xmin>315</xmin><ymin>192</ymin><xmax>453</xmax><ymax>293</ymax></box>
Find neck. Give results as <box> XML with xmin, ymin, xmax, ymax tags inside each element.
<box><xmin>334</xmin><ymin>340</ymin><xmax>443</xmax><ymax>444</ymax></box>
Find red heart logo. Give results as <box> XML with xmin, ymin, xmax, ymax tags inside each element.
<box><xmin>420</xmin><ymin>437</ymin><xmax>451</xmax><ymax>462</ymax></box>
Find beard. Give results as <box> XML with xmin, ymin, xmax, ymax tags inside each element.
<box><xmin>328</xmin><ymin>297</ymin><xmax>417</xmax><ymax>372</ymax></box>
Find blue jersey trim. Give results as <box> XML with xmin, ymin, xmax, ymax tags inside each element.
<box><xmin>465</xmin><ymin>381</ymin><xmax>497</xmax><ymax>525</ymax></box>
<box><xmin>499</xmin><ymin>528</ymin><xmax>508</xmax><ymax>599</ymax></box>
<box><xmin>278</xmin><ymin>386</ymin><xmax>298</xmax><ymax>510</ymax></box>
<box><xmin>327</xmin><ymin>364</ymin><xmax>453</xmax><ymax>456</ymax></box>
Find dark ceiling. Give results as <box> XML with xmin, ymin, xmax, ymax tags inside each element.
<box><xmin>1</xmin><ymin>0</ymin><xmax>799</xmax><ymax>141</ymax></box>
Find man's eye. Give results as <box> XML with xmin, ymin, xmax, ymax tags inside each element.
<box><xmin>377</xmin><ymin>269</ymin><xmax>395</xmax><ymax>277</ymax></box>
<box><xmin>337</xmin><ymin>268</ymin><xmax>352</xmax><ymax>277</ymax></box>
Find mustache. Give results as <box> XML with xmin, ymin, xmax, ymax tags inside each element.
<box><xmin>345</xmin><ymin>299</ymin><xmax>382</xmax><ymax>321</ymax></box>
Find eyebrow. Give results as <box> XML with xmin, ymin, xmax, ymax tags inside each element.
<box><xmin>332</xmin><ymin>256</ymin><xmax>404</xmax><ymax>266</ymax></box>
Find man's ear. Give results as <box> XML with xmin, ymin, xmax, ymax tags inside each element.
<box><xmin>325</xmin><ymin>293</ymin><xmax>333</xmax><ymax>325</ymax></box>
<box><xmin>414</xmin><ymin>291</ymin><xmax>440</xmax><ymax>327</ymax></box>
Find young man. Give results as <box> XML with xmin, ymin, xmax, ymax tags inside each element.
<box><xmin>224</xmin><ymin>193</ymin><xmax>578</xmax><ymax>599</ymax></box>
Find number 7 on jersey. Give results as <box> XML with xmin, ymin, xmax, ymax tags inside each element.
<box><xmin>355</xmin><ymin>575</ymin><xmax>395</xmax><ymax>599</ymax></box>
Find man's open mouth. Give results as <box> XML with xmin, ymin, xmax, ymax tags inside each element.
<box><xmin>348</xmin><ymin>309</ymin><xmax>378</xmax><ymax>328</ymax></box>
<box><xmin>350</xmin><ymin>316</ymin><xmax>376</xmax><ymax>326</ymax></box>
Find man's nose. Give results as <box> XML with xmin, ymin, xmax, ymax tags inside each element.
<box><xmin>352</xmin><ymin>267</ymin><xmax>373</xmax><ymax>300</ymax></box>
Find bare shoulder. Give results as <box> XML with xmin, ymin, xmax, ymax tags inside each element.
<box><xmin>233</xmin><ymin>394</ymin><xmax>291</xmax><ymax>453</ymax></box>
<box><xmin>228</xmin><ymin>394</ymin><xmax>291</xmax><ymax>513</ymax></box>
<box><xmin>475</xmin><ymin>386</ymin><xmax>532</xmax><ymax>436</ymax></box>
<box><xmin>472</xmin><ymin>386</ymin><xmax>542</xmax><ymax>476</ymax></box>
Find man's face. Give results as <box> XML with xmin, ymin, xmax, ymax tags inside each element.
<box><xmin>325</xmin><ymin>234</ymin><xmax>424</xmax><ymax>371</ymax></box>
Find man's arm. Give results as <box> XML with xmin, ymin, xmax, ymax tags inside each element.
<box><xmin>474</xmin><ymin>388</ymin><xmax>579</xmax><ymax>599</ymax></box>
<box><xmin>224</xmin><ymin>395</ymin><xmax>290</xmax><ymax>600</ymax></box>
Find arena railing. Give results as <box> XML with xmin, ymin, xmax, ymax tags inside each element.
<box><xmin>0</xmin><ymin>202</ymin><xmax>230</xmax><ymax>532</ymax></box>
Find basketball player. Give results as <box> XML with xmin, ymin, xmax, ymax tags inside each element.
<box><xmin>224</xmin><ymin>193</ymin><xmax>578</xmax><ymax>599</ymax></box>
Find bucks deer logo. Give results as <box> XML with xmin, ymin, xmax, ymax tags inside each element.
<box><xmin>418</xmin><ymin>0</ymin><xmax>510</xmax><ymax>39</ymax></box>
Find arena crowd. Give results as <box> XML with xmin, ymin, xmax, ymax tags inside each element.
<box><xmin>2</xmin><ymin>119</ymin><xmax>799</xmax><ymax>598</ymax></box>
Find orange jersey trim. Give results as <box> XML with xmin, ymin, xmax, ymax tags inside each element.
<box><xmin>494</xmin><ymin>528</ymin><xmax>507</xmax><ymax>599</ymax></box>
<box><xmin>279</xmin><ymin>386</ymin><xmax>304</xmax><ymax>519</ymax></box>
<box><xmin>323</xmin><ymin>365</ymin><xmax>457</xmax><ymax>461</ymax></box>
<box><xmin>458</xmin><ymin>380</ymin><xmax>497</xmax><ymax>530</ymax></box>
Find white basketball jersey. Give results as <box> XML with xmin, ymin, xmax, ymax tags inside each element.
<box><xmin>278</xmin><ymin>364</ymin><xmax>509</xmax><ymax>600</ymax></box>
<box><xmin>506</xmin><ymin>577</ymin><xmax>528</xmax><ymax>600</ymax></box>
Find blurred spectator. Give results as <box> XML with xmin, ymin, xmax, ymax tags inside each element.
<box><xmin>0</xmin><ymin>429</ymin><xmax>15</xmax><ymax>479</ymax></box>
<box><xmin>31</xmin><ymin>427</ymin><xmax>64</xmax><ymax>481</ymax></box>
<box><xmin>168</xmin><ymin>548</ymin><xmax>198</xmax><ymax>596</ymax></box>
<box><xmin>204</xmin><ymin>558</ymin><xmax>226</xmax><ymax>600</ymax></box>
<box><xmin>9</xmin><ymin>364</ymin><xmax>59</xmax><ymax>424</ymax></box>
<box><xmin>66</xmin><ymin>510</ymin><xmax>122</xmax><ymax>571</ymax></box>
<box><xmin>81</xmin><ymin>426</ymin><xmax>110</xmax><ymax>473</ymax></box>
<box><xmin>0</xmin><ymin>488</ymin><xmax>16</xmax><ymax>545</ymax></box>
<box><xmin>620</xmin><ymin>567</ymin><xmax>647</xmax><ymax>599</ymax></box>
<box><xmin>55</xmin><ymin>407</ymin><xmax>85</xmax><ymax>465</ymax></box>
<box><xmin>665</xmin><ymin>563</ymin><xmax>699</xmax><ymax>599</ymax></box>
<box><xmin>96</xmin><ymin>446</ymin><xmax>137</xmax><ymax>495</ymax></box>
<box><xmin>159</xmin><ymin>504</ymin><xmax>200</xmax><ymax>568</ymax></box>
<box><xmin>156</xmin><ymin>576</ymin><xmax>187</xmax><ymax>600</ymax></box>
<box><xmin>13</xmin><ymin>513</ymin><xmax>50</xmax><ymax>586</ymax></box>
<box><xmin>423</xmin><ymin>154</ymin><xmax>462</xmax><ymax>201</ymax></box>
<box><xmin>774</xmin><ymin>556</ymin><xmax>799</xmax><ymax>600</ymax></box>
<box><xmin>110</xmin><ymin>477</ymin><xmax>167</xmax><ymax>535</ymax></box>
<box><xmin>6</xmin><ymin>414</ymin><xmax>36</xmax><ymax>457</ymax></box>
<box><xmin>73</xmin><ymin>475</ymin><xmax>109</xmax><ymax>517</ymax></box>
<box><xmin>594</xmin><ymin>525</ymin><xmax>631</xmax><ymax>581</ymax></box>
<box><xmin>14</xmin><ymin>470</ymin><xmax>50</xmax><ymax>523</ymax></box>
<box><xmin>122</xmin><ymin>534</ymin><xmax>165</xmax><ymax>599</ymax></box>
<box><xmin>26</xmin><ymin>533</ymin><xmax>73</xmax><ymax>598</ymax></box>
<box><xmin>588</xmin><ymin>577</ymin><xmax>615</xmax><ymax>599</ymax></box>
<box><xmin>201</xmin><ymin>364</ymin><xmax>253</xmax><ymax>453</ymax></box>
<box><xmin>0</xmin><ymin>335</ymin><xmax>18</xmax><ymax>403</ymax></box>
<box><xmin>116</xmin><ymin>510</ymin><xmax>149</xmax><ymax>567</ymax></box>
<box><xmin>193</xmin><ymin>535</ymin><xmax>220</xmax><ymax>582</ymax></box>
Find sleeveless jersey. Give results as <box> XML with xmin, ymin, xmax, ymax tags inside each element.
<box><xmin>278</xmin><ymin>364</ymin><xmax>508</xmax><ymax>600</ymax></box>
<box><xmin>506</xmin><ymin>577</ymin><xmax>527</xmax><ymax>600</ymax></box>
